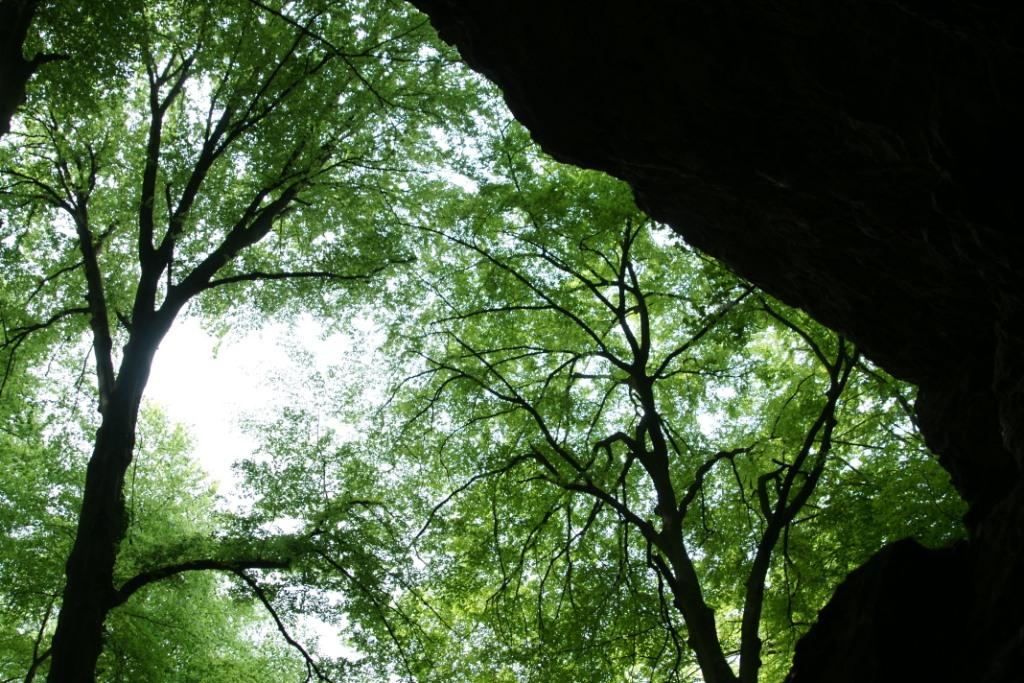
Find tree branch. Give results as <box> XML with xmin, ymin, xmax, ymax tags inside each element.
<box><xmin>139</xmin><ymin>53</ymin><xmax>195</xmax><ymax>269</ymax></box>
<box><xmin>164</xmin><ymin>184</ymin><xmax>301</xmax><ymax>313</ymax></box>
<box><xmin>311</xmin><ymin>548</ymin><xmax>419</xmax><ymax>680</ymax></box>
<box><xmin>678</xmin><ymin>447</ymin><xmax>752</xmax><ymax>520</ymax></box>
<box><xmin>653</xmin><ymin>286</ymin><xmax>754</xmax><ymax>379</ymax></box>
<box><xmin>557</xmin><ymin>479</ymin><xmax>659</xmax><ymax>546</ymax></box>
<box><xmin>22</xmin><ymin>595</ymin><xmax>56</xmax><ymax>683</ymax></box>
<box><xmin>72</xmin><ymin>200</ymin><xmax>116</xmax><ymax>412</ymax></box>
<box><xmin>738</xmin><ymin>345</ymin><xmax>856</xmax><ymax>683</ymax></box>
<box><xmin>1</xmin><ymin>306</ymin><xmax>89</xmax><ymax>350</ymax></box>
<box><xmin>422</xmin><ymin>225</ymin><xmax>630</xmax><ymax>372</ymax></box>
<box><xmin>415</xmin><ymin>454</ymin><xmax>532</xmax><ymax>542</ymax></box>
<box><xmin>111</xmin><ymin>557</ymin><xmax>290</xmax><ymax>608</ymax></box>
<box><xmin>759</xmin><ymin>301</ymin><xmax>830</xmax><ymax>368</ymax></box>
<box><xmin>233</xmin><ymin>569</ymin><xmax>331</xmax><ymax>683</ymax></box>
<box><xmin>21</xmin><ymin>648</ymin><xmax>49</xmax><ymax>683</ymax></box>
<box><xmin>24</xmin><ymin>258</ymin><xmax>85</xmax><ymax>305</ymax></box>
<box><xmin>199</xmin><ymin>264</ymin><xmax>396</xmax><ymax>292</ymax></box>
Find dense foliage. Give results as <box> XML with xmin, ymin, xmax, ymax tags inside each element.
<box><xmin>0</xmin><ymin>1</ymin><xmax>964</xmax><ymax>681</ymax></box>
<box><xmin>360</xmin><ymin>131</ymin><xmax>964</xmax><ymax>683</ymax></box>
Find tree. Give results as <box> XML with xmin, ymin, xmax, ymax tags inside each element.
<box><xmin>379</xmin><ymin>131</ymin><xmax>964</xmax><ymax>682</ymax></box>
<box><xmin>0</xmin><ymin>0</ymin><xmax>479</xmax><ymax>678</ymax></box>
<box><xmin>0</xmin><ymin>2</ymin><xmax>967</xmax><ymax>680</ymax></box>
<box><xmin>0</xmin><ymin>401</ymin><xmax>305</xmax><ymax>681</ymax></box>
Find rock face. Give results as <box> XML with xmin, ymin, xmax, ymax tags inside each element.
<box><xmin>786</xmin><ymin>539</ymin><xmax>971</xmax><ymax>683</ymax></box>
<box><xmin>409</xmin><ymin>1</ymin><xmax>1024</xmax><ymax>680</ymax></box>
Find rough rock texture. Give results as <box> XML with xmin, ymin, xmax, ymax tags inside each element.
<box><xmin>786</xmin><ymin>539</ymin><xmax>971</xmax><ymax>683</ymax></box>
<box><xmin>409</xmin><ymin>1</ymin><xmax>1024</xmax><ymax>680</ymax></box>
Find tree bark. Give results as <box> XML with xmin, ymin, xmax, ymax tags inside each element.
<box><xmin>47</xmin><ymin>411</ymin><xmax>136</xmax><ymax>680</ymax></box>
<box><xmin>663</xmin><ymin>544</ymin><xmax>739</xmax><ymax>683</ymax></box>
<box><xmin>47</xmin><ymin>330</ymin><xmax>166</xmax><ymax>682</ymax></box>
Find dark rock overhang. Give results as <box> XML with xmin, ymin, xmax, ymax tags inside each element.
<box><xmin>408</xmin><ymin>2</ymin><xmax>1024</xmax><ymax>680</ymax></box>
<box><xmin>408</xmin><ymin>1</ymin><xmax>1023</xmax><ymax>388</ymax></box>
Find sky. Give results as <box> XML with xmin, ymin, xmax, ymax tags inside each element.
<box><xmin>146</xmin><ymin>314</ymin><xmax>361</xmax><ymax>658</ymax></box>
<box><xmin>146</xmin><ymin>312</ymin><xmax>375</xmax><ymax>492</ymax></box>
<box><xmin>146</xmin><ymin>316</ymin><xmax>286</xmax><ymax>494</ymax></box>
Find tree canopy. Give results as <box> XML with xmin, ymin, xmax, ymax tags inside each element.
<box><xmin>0</xmin><ymin>1</ymin><xmax>965</xmax><ymax>682</ymax></box>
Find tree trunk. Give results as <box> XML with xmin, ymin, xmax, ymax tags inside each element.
<box><xmin>47</xmin><ymin>333</ymin><xmax>163</xmax><ymax>682</ymax></box>
<box><xmin>47</xmin><ymin>401</ymin><xmax>139</xmax><ymax>680</ymax></box>
<box><xmin>665</xmin><ymin>547</ymin><xmax>739</xmax><ymax>683</ymax></box>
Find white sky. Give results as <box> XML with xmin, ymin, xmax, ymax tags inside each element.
<box><xmin>147</xmin><ymin>314</ymin><xmax>361</xmax><ymax>660</ymax></box>
<box><xmin>146</xmin><ymin>316</ymin><xmax>286</xmax><ymax>493</ymax></box>
<box><xmin>146</xmin><ymin>312</ymin><xmax>373</xmax><ymax>489</ymax></box>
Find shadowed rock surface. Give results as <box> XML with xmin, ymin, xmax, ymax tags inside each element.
<box><xmin>786</xmin><ymin>539</ymin><xmax>971</xmax><ymax>682</ymax></box>
<box><xmin>408</xmin><ymin>1</ymin><xmax>1024</xmax><ymax>680</ymax></box>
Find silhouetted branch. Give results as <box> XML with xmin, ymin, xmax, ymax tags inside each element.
<box><xmin>678</xmin><ymin>447</ymin><xmax>752</xmax><ymax>520</ymax></box>
<box><xmin>111</xmin><ymin>558</ymin><xmax>290</xmax><ymax>608</ymax></box>
<box><xmin>234</xmin><ymin>569</ymin><xmax>330</xmax><ymax>683</ymax></box>
<box><xmin>22</xmin><ymin>595</ymin><xmax>56</xmax><ymax>683</ymax></box>
<box><xmin>415</xmin><ymin>453</ymin><xmax>532</xmax><ymax>542</ymax></box>
<box><xmin>2</xmin><ymin>306</ymin><xmax>89</xmax><ymax>349</ymax></box>
<box><xmin>200</xmin><ymin>264</ymin><xmax>397</xmax><ymax>291</ymax></box>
